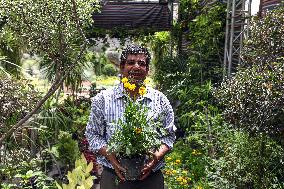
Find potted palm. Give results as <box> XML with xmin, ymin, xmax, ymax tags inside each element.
<box><xmin>107</xmin><ymin>78</ymin><xmax>164</xmax><ymax>180</ymax></box>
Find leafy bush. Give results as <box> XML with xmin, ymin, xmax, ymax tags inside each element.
<box><xmin>102</xmin><ymin>64</ymin><xmax>118</xmax><ymax>76</ymax></box>
<box><xmin>164</xmin><ymin>109</ymin><xmax>229</xmax><ymax>189</ymax></box>
<box><xmin>206</xmin><ymin>131</ymin><xmax>284</xmax><ymax>188</ymax></box>
<box><xmin>214</xmin><ymin>62</ymin><xmax>284</xmax><ymax>135</ymax></box>
<box><xmin>0</xmin><ymin>75</ymin><xmax>40</xmax><ymax>129</ymax></box>
<box><xmin>36</xmin><ymin>96</ymin><xmax>91</xmax><ymax>143</ymax></box>
<box><xmin>1</xmin><ymin>157</ymin><xmax>56</xmax><ymax>189</ymax></box>
<box><xmin>56</xmin><ymin>154</ymin><xmax>95</xmax><ymax>189</ymax></box>
<box><xmin>242</xmin><ymin>8</ymin><xmax>284</xmax><ymax>67</ymax></box>
<box><xmin>210</xmin><ymin>8</ymin><xmax>284</xmax><ymax>188</ymax></box>
<box><xmin>15</xmin><ymin>170</ymin><xmax>56</xmax><ymax>189</ymax></box>
<box><xmin>154</xmin><ymin>55</ymin><xmax>190</xmax><ymax>96</ymax></box>
<box><xmin>164</xmin><ymin>140</ymin><xmax>208</xmax><ymax>189</ymax></box>
<box><xmin>56</xmin><ymin>131</ymin><xmax>80</xmax><ymax>166</ymax></box>
<box><xmin>214</xmin><ymin>8</ymin><xmax>284</xmax><ymax>135</ymax></box>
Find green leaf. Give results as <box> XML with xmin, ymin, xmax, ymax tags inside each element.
<box><xmin>85</xmin><ymin>161</ymin><xmax>93</xmax><ymax>174</ymax></box>
<box><xmin>55</xmin><ymin>182</ymin><xmax>63</xmax><ymax>189</ymax></box>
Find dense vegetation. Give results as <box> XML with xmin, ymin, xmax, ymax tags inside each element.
<box><xmin>157</xmin><ymin>5</ymin><xmax>284</xmax><ymax>189</ymax></box>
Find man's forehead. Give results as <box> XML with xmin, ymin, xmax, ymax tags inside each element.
<box><xmin>126</xmin><ymin>54</ymin><xmax>147</xmax><ymax>60</ymax></box>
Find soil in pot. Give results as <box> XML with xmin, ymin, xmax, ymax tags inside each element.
<box><xmin>118</xmin><ymin>155</ymin><xmax>146</xmax><ymax>180</ymax></box>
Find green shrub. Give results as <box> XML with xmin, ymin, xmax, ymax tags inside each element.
<box><xmin>206</xmin><ymin>131</ymin><xmax>284</xmax><ymax>189</ymax></box>
<box><xmin>211</xmin><ymin>8</ymin><xmax>284</xmax><ymax>188</ymax></box>
<box><xmin>214</xmin><ymin>8</ymin><xmax>284</xmax><ymax>136</ymax></box>
<box><xmin>214</xmin><ymin>62</ymin><xmax>284</xmax><ymax>135</ymax></box>
<box><xmin>15</xmin><ymin>170</ymin><xmax>56</xmax><ymax>189</ymax></box>
<box><xmin>56</xmin><ymin>154</ymin><xmax>95</xmax><ymax>189</ymax></box>
<box><xmin>242</xmin><ymin>8</ymin><xmax>284</xmax><ymax>67</ymax></box>
<box><xmin>56</xmin><ymin>131</ymin><xmax>80</xmax><ymax>166</ymax></box>
<box><xmin>102</xmin><ymin>64</ymin><xmax>118</xmax><ymax>76</ymax></box>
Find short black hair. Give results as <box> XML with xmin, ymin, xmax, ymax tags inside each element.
<box><xmin>120</xmin><ymin>44</ymin><xmax>151</xmax><ymax>67</ymax></box>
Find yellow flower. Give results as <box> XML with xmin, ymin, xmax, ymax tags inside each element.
<box><xmin>134</xmin><ymin>127</ymin><xmax>142</xmax><ymax>134</ymax></box>
<box><xmin>138</xmin><ymin>86</ymin><xmax>147</xmax><ymax>96</ymax></box>
<box><xmin>124</xmin><ymin>82</ymin><xmax>131</xmax><ymax>89</ymax></box>
<box><xmin>192</xmin><ymin>149</ymin><xmax>202</xmax><ymax>155</ymax></box>
<box><xmin>175</xmin><ymin>159</ymin><xmax>181</xmax><ymax>164</ymax></box>
<box><xmin>144</xmin><ymin>78</ymin><xmax>150</xmax><ymax>84</ymax></box>
<box><xmin>172</xmin><ymin>170</ymin><xmax>177</xmax><ymax>174</ymax></box>
<box><xmin>128</xmin><ymin>83</ymin><xmax>136</xmax><ymax>91</ymax></box>
<box><xmin>197</xmin><ymin>186</ymin><xmax>203</xmax><ymax>189</ymax></box>
<box><xmin>176</xmin><ymin>176</ymin><xmax>183</xmax><ymax>182</ymax></box>
<box><xmin>182</xmin><ymin>179</ymin><xmax>188</xmax><ymax>184</ymax></box>
<box><xmin>121</xmin><ymin>77</ymin><xmax>128</xmax><ymax>84</ymax></box>
<box><xmin>182</xmin><ymin>170</ymin><xmax>188</xmax><ymax>174</ymax></box>
<box><xmin>166</xmin><ymin>157</ymin><xmax>172</xmax><ymax>161</ymax></box>
<box><xmin>165</xmin><ymin>170</ymin><xmax>172</xmax><ymax>175</ymax></box>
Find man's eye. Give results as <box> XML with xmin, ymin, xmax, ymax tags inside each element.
<box><xmin>138</xmin><ymin>61</ymin><xmax>146</xmax><ymax>66</ymax></box>
<box><xmin>126</xmin><ymin>61</ymin><xmax>135</xmax><ymax>65</ymax></box>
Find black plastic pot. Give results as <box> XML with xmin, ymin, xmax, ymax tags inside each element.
<box><xmin>118</xmin><ymin>155</ymin><xmax>146</xmax><ymax>180</ymax></box>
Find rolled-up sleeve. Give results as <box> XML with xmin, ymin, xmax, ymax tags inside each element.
<box><xmin>159</xmin><ymin>94</ymin><xmax>176</xmax><ymax>149</ymax></box>
<box><xmin>85</xmin><ymin>92</ymin><xmax>107</xmax><ymax>153</ymax></box>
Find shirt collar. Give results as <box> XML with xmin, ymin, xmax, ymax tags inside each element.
<box><xmin>115</xmin><ymin>83</ymin><xmax>153</xmax><ymax>101</ymax></box>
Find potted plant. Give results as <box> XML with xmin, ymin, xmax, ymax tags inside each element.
<box><xmin>107</xmin><ymin>78</ymin><xmax>165</xmax><ymax>180</ymax></box>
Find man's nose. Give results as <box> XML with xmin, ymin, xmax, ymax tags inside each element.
<box><xmin>133</xmin><ymin>62</ymin><xmax>140</xmax><ymax>67</ymax></box>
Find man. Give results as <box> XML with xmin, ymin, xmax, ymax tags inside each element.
<box><xmin>85</xmin><ymin>44</ymin><xmax>176</xmax><ymax>189</ymax></box>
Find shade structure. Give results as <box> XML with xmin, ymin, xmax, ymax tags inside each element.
<box><xmin>261</xmin><ymin>0</ymin><xmax>282</xmax><ymax>12</ymax></box>
<box><xmin>92</xmin><ymin>2</ymin><xmax>171</xmax><ymax>31</ymax></box>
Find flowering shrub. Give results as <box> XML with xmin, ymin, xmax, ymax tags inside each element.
<box><xmin>107</xmin><ymin>78</ymin><xmax>164</xmax><ymax>157</ymax></box>
<box><xmin>164</xmin><ymin>154</ymin><xmax>206</xmax><ymax>189</ymax></box>
<box><xmin>164</xmin><ymin>157</ymin><xmax>192</xmax><ymax>189</ymax></box>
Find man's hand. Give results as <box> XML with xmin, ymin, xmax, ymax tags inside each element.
<box><xmin>139</xmin><ymin>144</ymin><xmax>170</xmax><ymax>180</ymax></box>
<box><xmin>139</xmin><ymin>152</ymin><xmax>159</xmax><ymax>180</ymax></box>
<box><xmin>99</xmin><ymin>147</ymin><xmax>126</xmax><ymax>181</ymax></box>
<box><xmin>108</xmin><ymin>154</ymin><xmax>127</xmax><ymax>182</ymax></box>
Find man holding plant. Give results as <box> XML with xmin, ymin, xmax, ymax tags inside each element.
<box><xmin>85</xmin><ymin>44</ymin><xmax>176</xmax><ymax>189</ymax></box>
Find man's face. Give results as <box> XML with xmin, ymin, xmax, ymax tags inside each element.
<box><xmin>120</xmin><ymin>54</ymin><xmax>149</xmax><ymax>83</ymax></box>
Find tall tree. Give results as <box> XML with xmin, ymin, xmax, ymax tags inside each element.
<box><xmin>0</xmin><ymin>0</ymin><xmax>100</xmax><ymax>144</ymax></box>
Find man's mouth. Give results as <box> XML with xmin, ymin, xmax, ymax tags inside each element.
<box><xmin>129</xmin><ymin>71</ymin><xmax>142</xmax><ymax>77</ymax></box>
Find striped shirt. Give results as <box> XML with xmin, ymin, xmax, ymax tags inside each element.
<box><xmin>85</xmin><ymin>83</ymin><xmax>176</xmax><ymax>171</ymax></box>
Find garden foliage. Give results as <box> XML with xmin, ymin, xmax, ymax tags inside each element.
<box><xmin>102</xmin><ymin>63</ymin><xmax>118</xmax><ymax>76</ymax></box>
<box><xmin>56</xmin><ymin>154</ymin><xmax>95</xmax><ymax>189</ymax></box>
<box><xmin>0</xmin><ymin>0</ymin><xmax>100</xmax><ymax>145</ymax></box>
<box><xmin>0</xmin><ymin>75</ymin><xmax>40</xmax><ymax>130</ymax></box>
<box><xmin>153</xmin><ymin>3</ymin><xmax>284</xmax><ymax>189</ymax></box>
<box><xmin>211</xmin><ymin>7</ymin><xmax>284</xmax><ymax>188</ymax></box>
<box><xmin>215</xmin><ymin>7</ymin><xmax>284</xmax><ymax>136</ymax></box>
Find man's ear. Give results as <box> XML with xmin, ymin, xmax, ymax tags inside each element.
<box><xmin>120</xmin><ymin>64</ymin><xmax>124</xmax><ymax>72</ymax></box>
<box><xmin>146</xmin><ymin>65</ymin><xmax>150</xmax><ymax>72</ymax></box>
